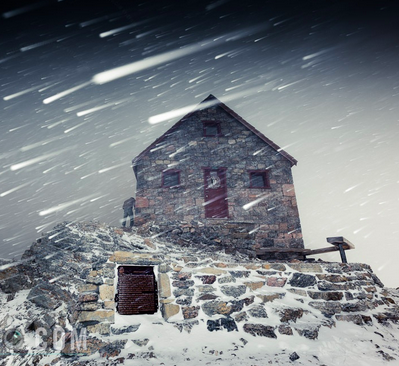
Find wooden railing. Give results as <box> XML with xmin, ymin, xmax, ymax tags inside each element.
<box><xmin>256</xmin><ymin>236</ymin><xmax>355</xmax><ymax>263</ymax></box>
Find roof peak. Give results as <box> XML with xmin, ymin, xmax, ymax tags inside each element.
<box><xmin>132</xmin><ymin>95</ymin><xmax>297</xmax><ymax>167</ymax></box>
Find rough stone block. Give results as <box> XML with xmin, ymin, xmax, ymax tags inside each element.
<box><xmin>158</xmin><ymin>273</ymin><xmax>171</xmax><ymax>298</ymax></box>
<box><xmin>104</xmin><ymin>300</ymin><xmax>115</xmax><ymax>309</ymax></box>
<box><xmin>196</xmin><ymin>275</ymin><xmax>216</xmax><ymax>284</ymax></box>
<box><xmin>62</xmin><ymin>337</ymin><xmax>108</xmax><ymax>357</ymax></box>
<box><xmin>174</xmin><ymin>272</ymin><xmax>192</xmax><ymax>280</ymax></box>
<box><xmin>182</xmin><ymin>306</ymin><xmax>200</xmax><ymax>319</ymax></box>
<box><xmin>229</xmin><ymin>271</ymin><xmax>250</xmax><ymax>278</ymax></box>
<box><xmin>27</xmin><ymin>282</ymin><xmax>69</xmax><ymax>310</ymax></box>
<box><xmin>336</xmin><ymin>314</ymin><xmax>364</xmax><ymax>325</ymax></box>
<box><xmin>248</xmin><ymin>305</ymin><xmax>268</xmax><ymax>318</ymax></box>
<box><xmin>86</xmin><ymin>276</ymin><xmax>103</xmax><ymax>285</ymax></box>
<box><xmin>282</xmin><ymin>184</ymin><xmax>296</xmax><ymax>197</ymax></box>
<box><xmin>173</xmin><ymin>288</ymin><xmax>195</xmax><ymax>297</ymax></box>
<box><xmin>197</xmin><ymin>294</ymin><xmax>219</xmax><ymax>301</ymax></box>
<box><xmin>207</xmin><ymin>317</ymin><xmax>238</xmax><ymax>332</ymax></box>
<box><xmin>78</xmin><ymin>310</ymin><xmax>114</xmax><ymax>323</ymax></box>
<box><xmin>202</xmin><ymin>301</ymin><xmax>233</xmax><ymax>316</ymax></box>
<box><xmin>196</xmin><ymin>285</ymin><xmax>216</xmax><ymax>293</ymax></box>
<box><xmin>257</xmin><ymin>293</ymin><xmax>286</xmax><ymax>302</ymax></box>
<box><xmin>159</xmin><ymin>264</ymin><xmax>173</xmax><ymax>273</ymax></box>
<box><xmin>317</xmin><ymin>281</ymin><xmax>355</xmax><ymax>291</ymax></box>
<box><xmin>99</xmin><ymin>340</ymin><xmax>127</xmax><ymax>359</ymax></box>
<box><xmin>288</xmin><ymin>263</ymin><xmax>323</xmax><ymax>273</ymax></box>
<box><xmin>267</xmin><ymin>277</ymin><xmax>287</xmax><ymax>287</ymax></box>
<box><xmin>99</xmin><ymin>285</ymin><xmax>114</xmax><ymax>301</ymax></box>
<box><xmin>195</xmin><ymin>268</ymin><xmax>226</xmax><ymax>275</ymax></box>
<box><xmin>109</xmin><ymin>252</ymin><xmax>162</xmax><ymax>264</ymax></box>
<box><xmin>234</xmin><ymin>311</ymin><xmax>249</xmax><ymax>322</ymax></box>
<box><xmin>78</xmin><ymin>293</ymin><xmax>99</xmax><ymax>302</ymax></box>
<box><xmin>262</xmin><ymin>263</ymin><xmax>286</xmax><ymax>271</ymax></box>
<box><xmin>77</xmin><ymin>302</ymin><xmax>102</xmax><ymax>311</ymax></box>
<box><xmin>86</xmin><ymin>322</ymin><xmax>111</xmax><ymax>335</ymax></box>
<box><xmin>289</xmin><ymin>273</ymin><xmax>316</xmax><ymax>288</ymax></box>
<box><xmin>278</xmin><ymin>325</ymin><xmax>293</xmax><ymax>335</ymax></box>
<box><xmin>220</xmin><ymin>285</ymin><xmax>247</xmax><ymax>297</ymax></box>
<box><xmin>172</xmin><ymin>280</ymin><xmax>194</xmax><ymax>289</ymax></box>
<box><xmin>307</xmin><ymin>291</ymin><xmax>343</xmax><ymax>301</ymax></box>
<box><xmin>111</xmin><ymin>324</ymin><xmax>140</xmax><ymax>335</ymax></box>
<box><xmin>244</xmin><ymin>281</ymin><xmax>265</xmax><ymax>291</ymax></box>
<box><xmin>218</xmin><ymin>275</ymin><xmax>236</xmax><ymax>284</ymax></box>
<box><xmin>341</xmin><ymin>301</ymin><xmax>368</xmax><ymax>312</ymax></box>
<box><xmin>309</xmin><ymin>301</ymin><xmax>342</xmax><ymax>317</ymax></box>
<box><xmin>77</xmin><ymin>284</ymin><xmax>99</xmax><ymax>293</ymax></box>
<box><xmin>243</xmin><ymin>324</ymin><xmax>277</xmax><ymax>338</ymax></box>
<box><xmin>280</xmin><ymin>308</ymin><xmax>304</xmax><ymax>323</ymax></box>
<box><xmin>294</xmin><ymin>326</ymin><xmax>320</xmax><ymax>339</ymax></box>
<box><xmin>316</xmin><ymin>274</ymin><xmax>349</xmax><ymax>283</ymax></box>
<box><xmin>287</xmin><ymin>289</ymin><xmax>307</xmax><ymax>297</ymax></box>
<box><xmin>133</xmin><ymin>339</ymin><xmax>149</xmax><ymax>347</ymax></box>
<box><xmin>161</xmin><ymin>303</ymin><xmax>180</xmax><ymax>321</ymax></box>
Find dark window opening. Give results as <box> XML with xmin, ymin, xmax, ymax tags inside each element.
<box><xmin>162</xmin><ymin>170</ymin><xmax>180</xmax><ymax>188</ymax></box>
<box><xmin>203</xmin><ymin>121</ymin><xmax>221</xmax><ymax>137</ymax></box>
<box><xmin>115</xmin><ymin>266</ymin><xmax>158</xmax><ymax>315</ymax></box>
<box><xmin>249</xmin><ymin>171</ymin><xmax>270</xmax><ymax>189</ymax></box>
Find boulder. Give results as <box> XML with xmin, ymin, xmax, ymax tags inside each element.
<box><xmin>27</xmin><ymin>282</ymin><xmax>69</xmax><ymax>310</ymax></box>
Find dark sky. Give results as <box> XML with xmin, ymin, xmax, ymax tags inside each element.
<box><xmin>0</xmin><ymin>0</ymin><xmax>398</xmax><ymax>286</ymax></box>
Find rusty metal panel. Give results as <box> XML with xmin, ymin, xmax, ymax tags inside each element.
<box><xmin>116</xmin><ymin>266</ymin><xmax>158</xmax><ymax>315</ymax></box>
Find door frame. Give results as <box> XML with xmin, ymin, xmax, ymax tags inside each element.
<box><xmin>202</xmin><ymin>167</ymin><xmax>228</xmax><ymax>219</ymax></box>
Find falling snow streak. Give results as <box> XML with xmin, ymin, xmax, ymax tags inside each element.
<box><xmin>10</xmin><ymin>146</ymin><xmax>77</xmax><ymax>171</ymax></box>
<box><xmin>38</xmin><ymin>194</ymin><xmax>98</xmax><ymax>216</ymax></box>
<box><xmin>92</xmin><ymin>24</ymin><xmax>270</xmax><ymax>85</ymax></box>
<box><xmin>43</xmin><ymin>82</ymin><xmax>91</xmax><ymax>104</ymax></box>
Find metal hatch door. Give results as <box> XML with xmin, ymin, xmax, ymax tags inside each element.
<box><xmin>116</xmin><ymin>266</ymin><xmax>158</xmax><ymax>315</ymax></box>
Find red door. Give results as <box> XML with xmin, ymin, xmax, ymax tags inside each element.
<box><xmin>203</xmin><ymin>168</ymin><xmax>228</xmax><ymax>218</ymax></box>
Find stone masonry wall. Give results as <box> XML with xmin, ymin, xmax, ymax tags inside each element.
<box><xmin>134</xmin><ymin>102</ymin><xmax>303</xmax><ymax>250</ymax></box>
<box><xmin>74</xmin><ymin>249</ymin><xmax>398</xmax><ymax>347</ymax></box>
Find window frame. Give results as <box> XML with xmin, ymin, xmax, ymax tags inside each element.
<box><xmin>248</xmin><ymin>170</ymin><xmax>271</xmax><ymax>189</ymax></box>
<box><xmin>202</xmin><ymin>121</ymin><xmax>222</xmax><ymax>137</ymax></box>
<box><xmin>162</xmin><ymin>169</ymin><xmax>181</xmax><ymax>188</ymax></box>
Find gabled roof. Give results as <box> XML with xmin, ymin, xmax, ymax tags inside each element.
<box><xmin>132</xmin><ymin>94</ymin><xmax>297</xmax><ymax>166</ymax></box>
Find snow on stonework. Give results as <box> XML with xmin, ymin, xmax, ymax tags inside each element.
<box><xmin>0</xmin><ymin>221</ymin><xmax>398</xmax><ymax>365</ymax></box>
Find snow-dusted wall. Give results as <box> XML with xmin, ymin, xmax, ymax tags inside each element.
<box><xmin>78</xmin><ymin>250</ymin><xmax>395</xmax><ymax>339</ymax></box>
<box><xmin>133</xmin><ymin>97</ymin><xmax>303</xmax><ymax>251</ymax></box>
<box><xmin>1</xmin><ymin>222</ymin><xmax>398</xmax><ymax>365</ymax></box>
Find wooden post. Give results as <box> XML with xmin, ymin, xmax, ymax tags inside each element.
<box><xmin>337</xmin><ymin>243</ymin><xmax>347</xmax><ymax>263</ymax></box>
<box><xmin>326</xmin><ymin>237</ymin><xmax>354</xmax><ymax>263</ymax></box>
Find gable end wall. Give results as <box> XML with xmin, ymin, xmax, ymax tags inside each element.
<box><xmin>134</xmin><ymin>105</ymin><xmax>303</xmax><ymax>250</ymax></box>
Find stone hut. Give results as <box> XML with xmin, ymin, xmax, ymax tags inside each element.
<box><xmin>132</xmin><ymin>95</ymin><xmax>303</xmax><ymax>256</ymax></box>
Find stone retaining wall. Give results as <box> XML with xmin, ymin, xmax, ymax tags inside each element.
<box><xmin>74</xmin><ymin>249</ymin><xmax>397</xmax><ymax>343</ymax></box>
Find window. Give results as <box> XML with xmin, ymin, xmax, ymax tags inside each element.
<box><xmin>162</xmin><ymin>170</ymin><xmax>180</xmax><ymax>188</ymax></box>
<box><xmin>203</xmin><ymin>121</ymin><xmax>221</xmax><ymax>137</ymax></box>
<box><xmin>249</xmin><ymin>170</ymin><xmax>270</xmax><ymax>189</ymax></box>
<box><xmin>115</xmin><ymin>266</ymin><xmax>158</xmax><ymax>315</ymax></box>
